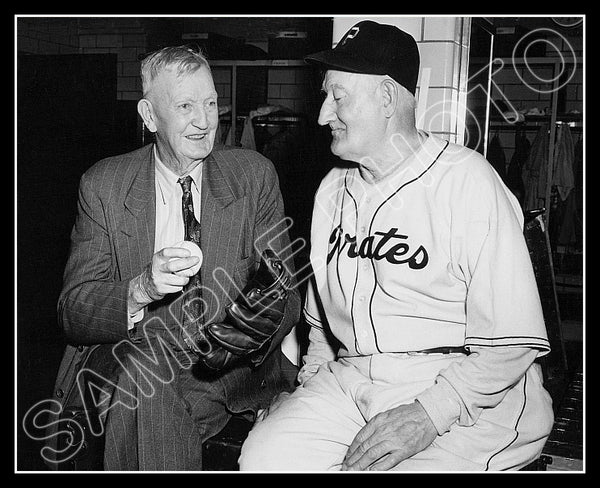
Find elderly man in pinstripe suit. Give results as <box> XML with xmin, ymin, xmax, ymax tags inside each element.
<box><xmin>44</xmin><ymin>45</ymin><xmax>301</xmax><ymax>470</ymax></box>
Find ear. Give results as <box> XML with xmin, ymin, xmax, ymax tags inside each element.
<box><xmin>380</xmin><ymin>78</ymin><xmax>398</xmax><ymax>118</ymax></box>
<box><xmin>137</xmin><ymin>98</ymin><xmax>157</xmax><ymax>133</ymax></box>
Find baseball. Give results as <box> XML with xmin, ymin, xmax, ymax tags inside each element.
<box><xmin>171</xmin><ymin>240</ymin><xmax>203</xmax><ymax>276</ymax></box>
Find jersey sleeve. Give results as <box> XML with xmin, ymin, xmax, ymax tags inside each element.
<box><xmin>417</xmin><ymin>159</ymin><xmax>551</xmax><ymax>434</ymax></box>
<box><xmin>297</xmin><ymin>276</ymin><xmax>339</xmax><ymax>385</ymax></box>
<box><xmin>416</xmin><ymin>346</ymin><xmax>540</xmax><ymax>433</ymax></box>
<box><xmin>452</xmin><ymin>167</ymin><xmax>550</xmax><ymax>354</ymax></box>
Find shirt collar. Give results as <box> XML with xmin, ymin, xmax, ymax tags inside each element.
<box><xmin>154</xmin><ymin>145</ymin><xmax>203</xmax><ymax>203</ymax></box>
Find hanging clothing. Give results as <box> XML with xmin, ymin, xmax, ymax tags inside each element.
<box><xmin>505</xmin><ymin>127</ymin><xmax>530</xmax><ymax>206</ymax></box>
<box><xmin>487</xmin><ymin>133</ymin><xmax>507</xmax><ymax>182</ymax></box>
<box><xmin>240</xmin><ymin>105</ymin><xmax>289</xmax><ymax>151</ymax></box>
<box><xmin>216</xmin><ymin>105</ymin><xmax>232</xmax><ymax>146</ymax></box>
<box><xmin>240</xmin><ymin>115</ymin><xmax>257</xmax><ymax>150</ymax></box>
<box><xmin>557</xmin><ymin>136</ymin><xmax>583</xmax><ymax>249</ymax></box>
<box><xmin>521</xmin><ymin>123</ymin><xmax>549</xmax><ymax>211</ymax></box>
<box><xmin>224</xmin><ymin>125</ymin><xmax>234</xmax><ymax>146</ymax></box>
<box><xmin>552</xmin><ymin>124</ymin><xmax>575</xmax><ymax>202</ymax></box>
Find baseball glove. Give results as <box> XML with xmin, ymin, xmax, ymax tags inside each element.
<box><xmin>195</xmin><ymin>249</ymin><xmax>291</xmax><ymax>371</ymax></box>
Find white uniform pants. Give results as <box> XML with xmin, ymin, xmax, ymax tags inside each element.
<box><xmin>238</xmin><ymin>353</ymin><xmax>553</xmax><ymax>471</ymax></box>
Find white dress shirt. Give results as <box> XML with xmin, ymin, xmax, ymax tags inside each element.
<box><xmin>153</xmin><ymin>148</ymin><xmax>203</xmax><ymax>253</ymax></box>
<box><xmin>129</xmin><ymin>146</ymin><xmax>301</xmax><ymax>366</ymax></box>
<box><xmin>128</xmin><ymin>146</ymin><xmax>203</xmax><ymax>328</ymax></box>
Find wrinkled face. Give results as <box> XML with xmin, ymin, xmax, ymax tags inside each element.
<box><xmin>318</xmin><ymin>70</ymin><xmax>386</xmax><ymax>163</ymax></box>
<box><xmin>144</xmin><ymin>65</ymin><xmax>218</xmax><ymax>170</ymax></box>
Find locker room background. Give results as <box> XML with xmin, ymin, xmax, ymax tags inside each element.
<box><xmin>16</xmin><ymin>15</ymin><xmax>584</xmax><ymax>470</ymax></box>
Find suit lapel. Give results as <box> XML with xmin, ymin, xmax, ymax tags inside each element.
<box><xmin>118</xmin><ymin>147</ymin><xmax>156</xmax><ymax>278</ymax></box>
<box><xmin>200</xmin><ymin>151</ymin><xmax>249</xmax><ymax>322</ymax></box>
<box><xmin>115</xmin><ymin>146</ymin><xmax>248</xmax><ymax>323</ymax></box>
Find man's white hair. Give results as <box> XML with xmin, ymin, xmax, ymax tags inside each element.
<box><xmin>140</xmin><ymin>45</ymin><xmax>212</xmax><ymax>98</ymax></box>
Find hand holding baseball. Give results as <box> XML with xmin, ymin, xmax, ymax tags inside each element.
<box><xmin>128</xmin><ymin>243</ymin><xmax>202</xmax><ymax>313</ymax></box>
<box><xmin>169</xmin><ymin>240</ymin><xmax>203</xmax><ymax>277</ymax></box>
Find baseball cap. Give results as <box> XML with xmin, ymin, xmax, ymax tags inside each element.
<box><xmin>304</xmin><ymin>20</ymin><xmax>420</xmax><ymax>95</ymax></box>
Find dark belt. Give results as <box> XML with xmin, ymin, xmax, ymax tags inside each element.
<box><xmin>408</xmin><ymin>346</ymin><xmax>469</xmax><ymax>355</ymax></box>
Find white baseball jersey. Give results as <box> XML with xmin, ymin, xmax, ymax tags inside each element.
<box><xmin>301</xmin><ymin>131</ymin><xmax>550</xmax><ymax>378</ymax></box>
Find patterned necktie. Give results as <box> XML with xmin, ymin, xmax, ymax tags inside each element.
<box><xmin>179</xmin><ymin>176</ymin><xmax>201</xmax><ymax>245</ymax></box>
<box><xmin>178</xmin><ymin>176</ymin><xmax>206</xmax><ymax>353</ymax></box>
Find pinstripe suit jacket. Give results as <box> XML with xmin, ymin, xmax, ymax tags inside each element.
<box><xmin>45</xmin><ymin>143</ymin><xmax>301</xmax><ymax>464</ymax></box>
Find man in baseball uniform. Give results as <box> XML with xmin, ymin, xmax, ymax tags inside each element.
<box><xmin>239</xmin><ymin>20</ymin><xmax>554</xmax><ymax>471</ymax></box>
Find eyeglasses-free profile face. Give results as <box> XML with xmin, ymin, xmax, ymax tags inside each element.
<box><xmin>318</xmin><ymin>69</ymin><xmax>389</xmax><ymax>164</ymax></box>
